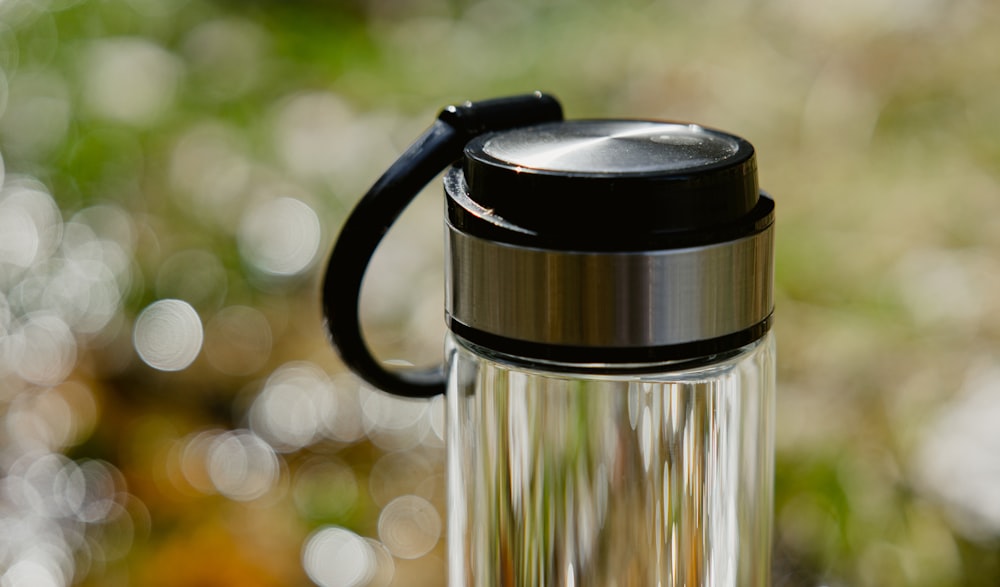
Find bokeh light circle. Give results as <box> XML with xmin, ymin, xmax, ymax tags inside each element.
<box><xmin>360</xmin><ymin>386</ymin><xmax>430</xmax><ymax>452</ymax></box>
<box><xmin>81</xmin><ymin>37</ymin><xmax>182</xmax><ymax>127</ymax></box>
<box><xmin>377</xmin><ymin>495</ymin><xmax>441</xmax><ymax>559</ymax></box>
<box><xmin>249</xmin><ymin>361</ymin><xmax>337</xmax><ymax>452</ymax></box>
<box><xmin>302</xmin><ymin>526</ymin><xmax>376</xmax><ymax>587</ymax></box>
<box><xmin>364</xmin><ymin>538</ymin><xmax>395</xmax><ymax>587</ymax></box>
<box><xmin>133</xmin><ymin>299</ymin><xmax>203</xmax><ymax>371</ymax></box>
<box><xmin>0</xmin><ymin>559</ymin><xmax>64</xmax><ymax>587</ymax></box>
<box><xmin>206</xmin><ymin>430</ymin><xmax>279</xmax><ymax>502</ymax></box>
<box><xmin>0</xmin><ymin>185</ymin><xmax>63</xmax><ymax>269</ymax></box>
<box><xmin>237</xmin><ymin>196</ymin><xmax>321</xmax><ymax>277</ymax></box>
<box><xmin>8</xmin><ymin>313</ymin><xmax>76</xmax><ymax>385</ymax></box>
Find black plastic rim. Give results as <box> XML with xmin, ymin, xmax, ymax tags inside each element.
<box><xmin>447</xmin><ymin>167</ymin><xmax>774</xmax><ymax>251</ymax></box>
<box><xmin>447</xmin><ymin>314</ymin><xmax>773</xmax><ymax>370</ymax></box>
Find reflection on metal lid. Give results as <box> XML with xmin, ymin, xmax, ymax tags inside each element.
<box><xmin>481</xmin><ymin>120</ymin><xmax>739</xmax><ymax>174</ymax></box>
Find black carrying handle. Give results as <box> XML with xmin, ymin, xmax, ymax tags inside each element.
<box><xmin>322</xmin><ymin>92</ymin><xmax>564</xmax><ymax>398</ymax></box>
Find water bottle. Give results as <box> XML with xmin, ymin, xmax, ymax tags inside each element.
<box><xmin>322</xmin><ymin>92</ymin><xmax>775</xmax><ymax>586</ymax></box>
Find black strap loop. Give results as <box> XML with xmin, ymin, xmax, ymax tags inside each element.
<box><xmin>322</xmin><ymin>93</ymin><xmax>563</xmax><ymax>398</ymax></box>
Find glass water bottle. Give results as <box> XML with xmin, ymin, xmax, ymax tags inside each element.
<box><xmin>322</xmin><ymin>93</ymin><xmax>776</xmax><ymax>587</ymax></box>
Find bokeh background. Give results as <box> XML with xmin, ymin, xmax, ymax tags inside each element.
<box><xmin>2</xmin><ymin>0</ymin><xmax>1000</xmax><ymax>585</ymax></box>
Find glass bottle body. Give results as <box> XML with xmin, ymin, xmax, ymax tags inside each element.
<box><xmin>446</xmin><ymin>332</ymin><xmax>775</xmax><ymax>587</ymax></box>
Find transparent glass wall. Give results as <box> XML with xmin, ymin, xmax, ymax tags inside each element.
<box><xmin>447</xmin><ymin>333</ymin><xmax>775</xmax><ymax>587</ymax></box>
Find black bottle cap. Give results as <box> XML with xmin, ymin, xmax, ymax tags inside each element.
<box><xmin>447</xmin><ymin>119</ymin><xmax>772</xmax><ymax>251</ymax></box>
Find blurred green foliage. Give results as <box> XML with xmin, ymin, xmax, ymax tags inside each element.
<box><xmin>2</xmin><ymin>0</ymin><xmax>1000</xmax><ymax>585</ymax></box>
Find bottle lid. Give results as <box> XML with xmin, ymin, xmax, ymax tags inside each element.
<box><xmin>445</xmin><ymin>119</ymin><xmax>775</xmax><ymax>365</ymax></box>
<box><xmin>448</xmin><ymin>120</ymin><xmax>771</xmax><ymax>251</ymax></box>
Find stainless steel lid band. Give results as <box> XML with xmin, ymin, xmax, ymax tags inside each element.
<box><xmin>446</xmin><ymin>223</ymin><xmax>774</xmax><ymax>353</ymax></box>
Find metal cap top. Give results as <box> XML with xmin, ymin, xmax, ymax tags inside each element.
<box><xmin>479</xmin><ymin>120</ymin><xmax>740</xmax><ymax>173</ymax></box>
<box><xmin>450</xmin><ymin>119</ymin><xmax>767</xmax><ymax>251</ymax></box>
